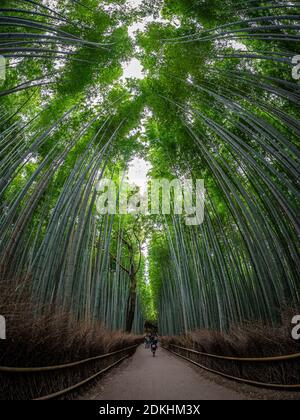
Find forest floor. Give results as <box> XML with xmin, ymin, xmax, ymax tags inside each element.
<box><xmin>80</xmin><ymin>345</ymin><xmax>245</xmax><ymax>400</ymax></box>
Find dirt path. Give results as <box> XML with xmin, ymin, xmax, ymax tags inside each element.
<box><xmin>83</xmin><ymin>345</ymin><xmax>245</xmax><ymax>400</ymax></box>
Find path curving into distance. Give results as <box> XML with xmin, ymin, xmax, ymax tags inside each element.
<box><xmin>82</xmin><ymin>345</ymin><xmax>246</xmax><ymax>400</ymax></box>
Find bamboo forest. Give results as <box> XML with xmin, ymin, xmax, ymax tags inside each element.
<box><xmin>0</xmin><ymin>0</ymin><xmax>300</xmax><ymax>402</ymax></box>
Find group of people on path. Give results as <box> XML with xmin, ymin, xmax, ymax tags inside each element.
<box><xmin>144</xmin><ymin>332</ymin><xmax>159</xmax><ymax>357</ymax></box>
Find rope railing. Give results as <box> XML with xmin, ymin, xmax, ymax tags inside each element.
<box><xmin>1</xmin><ymin>344</ymin><xmax>139</xmax><ymax>400</ymax></box>
<box><xmin>163</xmin><ymin>345</ymin><xmax>300</xmax><ymax>390</ymax></box>
<box><xmin>33</xmin><ymin>356</ymin><xmax>131</xmax><ymax>401</ymax></box>
<box><xmin>0</xmin><ymin>344</ymin><xmax>139</xmax><ymax>373</ymax></box>
<box><xmin>167</xmin><ymin>344</ymin><xmax>300</xmax><ymax>362</ymax></box>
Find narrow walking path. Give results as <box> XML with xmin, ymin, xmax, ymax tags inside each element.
<box><xmin>84</xmin><ymin>346</ymin><xmax>245</xmax><ymax>400</ymax></box>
